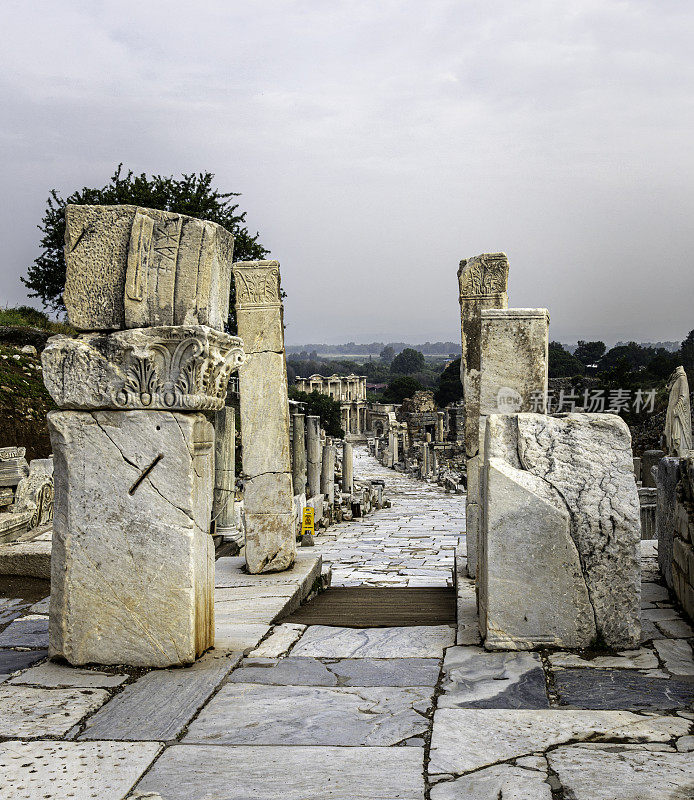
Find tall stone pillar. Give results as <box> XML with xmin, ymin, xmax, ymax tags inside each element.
<box><xmin>392</xmin><ymin>429</ymin><xmax>399</xmax><ymax>464</ymax></box>
<box><xmin>467</xmin><ymin>307</ymin><xmax>549</xmax><ymax>578</ymax></box>
<box><xmin>436</xmin><ymin>412</ymin><xmax>445</xmax><ymax>443</ymax></box>
<box><xmin>457</xmin><ymin>254</ymin><xmax>509</xmax><ymax>579</ymax></box>
<box><xmin>234</xmin><ymin>260</ymin><xmax>296</xmax><ymax>573</ymax></box>
<box><xmin>342</xmin><ymin>441</ymin><xmax>354</xmax><ymax>493</ymax></box>
<box><xmin>291</xmin><ymin>413</ymin><xmax>307</xmax><ymax>497</ymax></box>
<box><xmin>42</xmin><ymin>204</ymin><xmax>243</xmax><ymax>666</ymax></box>
<box><xmin>321</xmin><ymin>443</ymin><xmax>336</xmax><ymax>504</ymax></box>
<box><xmin>213</xmin><ymin>406</ymin><xmax>236</xmax><ymax>533</ymax></box>
<box><xmin>306</xmin><ymin>415</ymin><xmax>322</xmax><ymax>498</ymax></box>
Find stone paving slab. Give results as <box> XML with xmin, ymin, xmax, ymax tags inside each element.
<box><xmin>80</xmin><ymin>652</ymin><xmax>241</xmax><ymax>741</ymax></box>
<box><xmin>554</xmin><ymin>668</ymin><xmax>694</xmax><ymax>711</ymax></box>
<box><xmin>248</xmin><ymin>622</ymin><xmax>305</xmax><ymax>657</ymax></box>
<box><xmin>438</xmin><ymin>647</ymin><xmax>549</xmax><ymax>709</ymax></box>
<box><xmin>183</xmin><ymin>683</ymin><xmax>432</xmax><ymax>746</ymax></box>
<box><xmin>654</xmin><ymin>639</ymin><xmax>694</xmax><ymax>676</ymax></box>
<box><xmin>546</xmin><ymin>743</ymin><xmax>694</xmax><ymax>800</ymax></box>
<box><xmin>229</xmin><ymin>656</ymin><xmax>442</xmax><ymax>687</ymax></box>
<box><xmin>134</xmin><ymin>744</ymin><xmax>425</xmax><ymax>799</ymax></box>
<box><xmin>291</xmin><ymin>624</ymin><xmax>455</xmax><ymax>658</ymax></box>
<box><xmin>0</xmin><ymin>615</ymin><xmax>48</xmax><ymax>648</ymax></box>
<box><xmin>428</xmin><ymin>709</ymin><xmax>691</xmax><ymax>776</ymax></box>
<box><xmin>214</xmin><ymin>595</ymin><xmax>295</xmax><ymax>624</ymax></box>
<box><xmin>0</xmin><ymin>648</ymin><xmax>47</xmax><ymax>674</ymax></box>
<box><xmin>214</xmin><ymin>621</ymin><xmax>271</xmax><ymax>653</ymax></box>
<box><xmin>430</xmin><ymin>763</ymin><xmax>552</xmax><ymax>799</ymax></box>
<box><xmin>0</xmin><ymin>685</ymin><xmax>110</xmax><ymax>738</ymax></box>
<box><xmin>8</xmin><ymin>661</ymin><xmax>129</xmax><ymax>688</ymax></box>
<box><xmin>549</xmin><ymin>648</ymin><xmax>659</xmax><ymax>670</ymax></box>
<box><xmin>0</xmin><ymin>739</ymin><xmax>162</xmax><ymax>800</ymax></box>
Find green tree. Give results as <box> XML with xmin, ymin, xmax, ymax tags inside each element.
<box><xmin>680</xmin><ymin>329</ymin><xmax>694</xmax><ymax>384</ymax></box>
<box><xmin>548</xmin><ymin>342</ymin><xmax>585</xmax><ymax>378</ymax></box>
<box><xmin>382</xmin><ymin>376</ymin><xmax>424</xmax><ymax>403</ymax></box>
<box><xmin>288</xmin><ymin>389</ymin><xmax>344</xmax><ymax>438</ymax></box>
<box><xmin>380</xmin><ymin>345</ymin><xmax>395</xmax><ymax>363</ymax></box>
<box><xmin>434</xmin><ymin>357</ymin><xmax>463</xmax><ymax>407</ymax></box>
<box><xmin>390</xmin><ymin>347</ymin><xmax>425</xmax><ymax>375</ymax></box>
<box><xmin>22</xmin><ymin>165</ymin><xmax>268</xmax><ymax>331</ymax></box>
<box><xmin>574</xmin><ymin>340</ymin><xmax>606</xmax><ymax>366</ymax></box>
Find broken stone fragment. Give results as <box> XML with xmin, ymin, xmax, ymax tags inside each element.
<box><xmin>480</xmin><ymin>412</ymin><xmax>641</xmax><ymax>650</ymax></box>
<box><xmin>42</xmin><ymin>325</ymin><xmax>244</xmax><ymax>411</ymax></box>
<box><xmin>63</xmin><ymin>204</ymin><xmax>234</xmax><ymax>331</ymax></box>
<box><xmin>13</xmin><ymin>457</ymin><xmax>53</xmax><ymax>529</ymax></box>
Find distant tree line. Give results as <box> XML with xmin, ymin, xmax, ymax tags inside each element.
<box><xmin>286</xmin><ymin>341</ymin><xmax>461</xmax><ymax>356</ymax></box>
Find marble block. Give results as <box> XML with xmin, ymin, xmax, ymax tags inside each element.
<box><xmin>480</xmin><ymin>413</ymin><xmax>641</xmax><ymax>650</ymax></box>
<box><xmin>63</xmin><ymin>204</ymin><xmax>234</xmax><ymax>331</ymax></box>
<box><xmin>48</xmin><ymin>409</ymin><xmax>215</xmax><ymax>666</ymax></box>
<box><xmin>42</xmin><ymin>326</ymin><xmax>244</xmax><ymax>411</ymax></box>
<box><xmin>12</xmin><ymin>457</ymin><xmax>53</xmax><ymax>529</ymax></box>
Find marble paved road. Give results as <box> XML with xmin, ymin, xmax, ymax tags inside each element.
<box><xmin>314</xmin><ymin>446</ymin><xmax>465</xmax><ymax>587</ymax></box>
<box><xmin>1</xmin><ymin>461</ymin><xmax>694</xmax><ymax>798</ymax></box>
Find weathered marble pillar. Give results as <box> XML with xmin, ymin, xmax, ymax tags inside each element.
<box><xmin>291</xmin><ymin>413</ymin><xmax>307</xmax><ymax>497</ymax></box>
<box><xmin>306</xmin><ymin>415</ymin><xmax>322</xmax><ymax>498</ymax></box>
<box><xmin>213</xmin><ymin>406</ymin><xmax>236</xmax><ymax>533</ymax></box>
<box><xmin>43</xmin><ymin>204</ymin><xmax>243</xmax><ymax>666</ymax></box>
<box><xmin>342</xmin><ymin>441</ymin><xmax>353</xmax><ymax>493</ymax></box>
<box><xmin>234</xmin><ymin>260</ymin><xmax>296</xmax><ymax>573</ymax></box>
<box><xmin>422</xmin><ymin>444</ymin><xmax>429</xmax><ymax>478</ymax></box>
<box><xmin>467</xmin><ymin>307</ymin><xmax>549</xmax><ymax>578</ymax></box>
<box><xmin>436</xmin><ymin>412</ymin><xmax>445</xmax><ymax>443</ymax></box>
<box><xmin>320</xmin><ymin>443</ymin><xmax>335</xmax><ymax>504</ymax></box>
<box><xmin>457</xmin><ymin>254</ymin><xmax>509</xmax><ymax>580</ymax></box>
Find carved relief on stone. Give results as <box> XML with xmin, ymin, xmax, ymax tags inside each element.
<box><xmin>664</xmin><ymin>366</ymin><xmax>693</xmax><ymax>457</ymax></box>
<box><xmin>42</xmin><ymin>326</ymin><xmax>245</xmax><ymax>412</ymax></box>
<box><xmin>233</xmin><ymin>261</ymin><xmax>282</xmax><ymax>309</ymax></box>
<box><xmin>14</xmin><ymin>458</ymin><xmax>54</xmax><ymax>529</ymax></box>
<box><xmin>457</xmin><ymin>252</ymin><xmax>510</xmax><ymax>300</ymax></box>
<box><xmin>64</xmin><ymin>204</ymin><xmax>234</xmax><ymax>331</ymax></box>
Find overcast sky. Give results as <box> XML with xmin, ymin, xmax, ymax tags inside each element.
<box><xmin>1</xmin><ymin>0</ymin><xmax>692</xmax><ymax>346</ymax></box>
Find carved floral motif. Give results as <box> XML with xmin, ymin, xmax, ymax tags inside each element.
<box><xmin>42</xmin><ymin>327</ymin><xmax>245</xmax><ymax>411</ymax></box>
<box><xmin>458</xmin><ymin>253</ymin><xmax>509</xmax><ymax>299</ymax></box>
<box><xmin>234</xmin><ymin>262</ymin><xmax>281</xmax><ymax>308</ymax></box>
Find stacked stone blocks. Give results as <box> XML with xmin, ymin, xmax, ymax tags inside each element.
<box><xmin>43</xmin><ymin>204</ymin><xmax>244</xmax><ymax>666</ymax></box>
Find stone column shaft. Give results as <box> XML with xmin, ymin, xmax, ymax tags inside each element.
<box><xmin>292</xmin><ymin>413</ymin><xmax>307</xmax><ymax>497</ymax></box>
<box><xmin>234</xmin><ymin>260</ymin><xmax>296</xmax><ymax>573</ymax></box>
<box><xmin>320</xmin><ymin>444</ymin><xmax>336</xmax><ymax>504</ymax></box>
<box><xmin>213</xmin><ymin>406</ymin><xmax>236</xmax><ymax>531</ymax></box>
<box><xmin>342</xmin><ymin>441</ymin><xmax>354</xmax><ymax>493</ymax></box>
<box><xmin>306</xmin><ymin>415</ymin><xmax>322</xmax><ymax>498</ymax></box>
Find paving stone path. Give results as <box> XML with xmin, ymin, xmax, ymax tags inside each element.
<box><xmin>314</xmin><ymin>446</ymin><xmax>463</xmax><ymax>587</ymax></box>
<box><xmin>0</xmin><ymin>448</ymin><xmax>693</xmax><ymax>798</ymax></box>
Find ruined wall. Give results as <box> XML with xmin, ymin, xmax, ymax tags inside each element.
<box><xmin>672</xmin><ymin>455</ymin><xmax>694</xmax><ymax>621</ymax></box>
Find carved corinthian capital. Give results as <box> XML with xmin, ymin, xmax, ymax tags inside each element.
<box><xmin>42</xmin><ymin>326</ymin><xmax>245</xmax><ymax>411</ymax></box>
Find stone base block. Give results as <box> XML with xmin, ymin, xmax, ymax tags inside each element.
<box><xmin>48</xmin><ymin>410</ymin><xmax>215</xmax><ymax>667</ymax></box>
<box><xmin>481</xmin><ymin>413</ymin><xmax>641</xmax><ymax>650</ymax></box>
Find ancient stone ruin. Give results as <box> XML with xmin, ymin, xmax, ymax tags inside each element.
<box><xmin>43</xmin><ymin>204</ymin><xmax>245</xmax><ymax>666</ymax></box>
